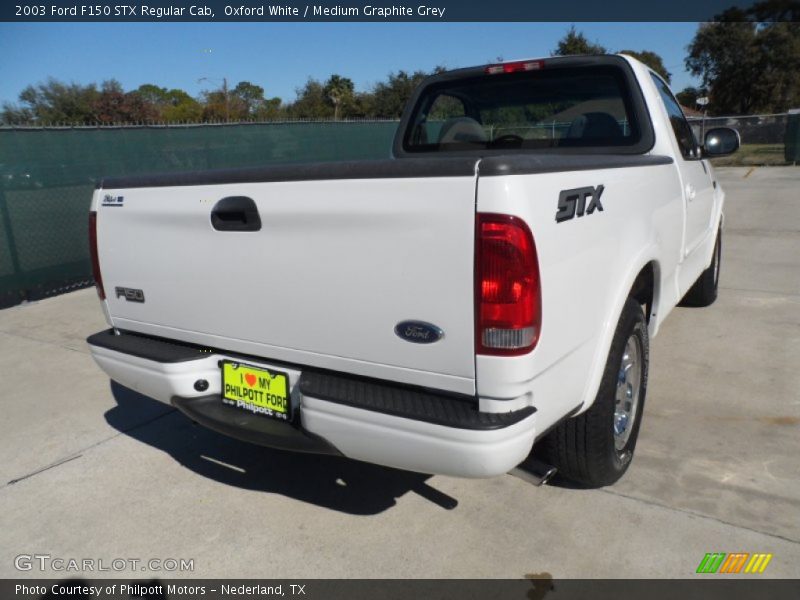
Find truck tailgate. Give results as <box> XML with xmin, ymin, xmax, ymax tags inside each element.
<box><xmin>95</xmin><ymin>168</ymin><xmax>478</xmax><ymax>395</ymax></box>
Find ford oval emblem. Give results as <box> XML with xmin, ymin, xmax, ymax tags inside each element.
<box><xmin>394</xmin><ymin>320</ymin><xmax>444</xmax><ymax>344</ymax></box>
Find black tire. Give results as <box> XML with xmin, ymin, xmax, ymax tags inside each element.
<box><xmin>537</xmin><ymin>297</ymin><xmax>649</xmax><ymax>488</ymax></box>
<box><xmin>680</xmin><ymin>228</ymin><xmax>722</xmax><ymax>307</ymax></box>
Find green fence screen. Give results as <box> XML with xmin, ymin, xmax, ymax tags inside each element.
<box><xmin>0</xmin><ymin>121</ymin><xmax>398</xmax><ymax>308</ymax></box>
<box><xmin>786</xmin><ymin>111</ymin><xmax>800</xmax><ymax>163</ymax></box>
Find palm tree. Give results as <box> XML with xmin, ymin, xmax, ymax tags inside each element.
<box><xmin>324</xmin><ymin>75</ymin><xmax>354</xmax><ymax>120</ymax></box>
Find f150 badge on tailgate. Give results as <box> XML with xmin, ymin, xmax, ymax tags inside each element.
<box><xmin>115</xmin><ymin>287</ymin><xmax>145</xmax><ymax>303</ymax></box>
<box><xmin>556</xmin><ymin>185</ymin><xmax>604</xmax><ymax>223</ymax></box>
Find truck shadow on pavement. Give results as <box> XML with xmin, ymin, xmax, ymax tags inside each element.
<box><xmin>105</xmin><ymin>382</ymin><xmax>459</xmax><ymax>515</ymax></box>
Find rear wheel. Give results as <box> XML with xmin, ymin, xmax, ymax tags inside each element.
<box><xmin>538</xmin><ymin>297</ymin><xmax>649</xmax><ymax>487</ymax></box>
<box><xmin>681</xmin><ymin>227</ymin><xmax>722</xmax><ymax>307</ymax></box>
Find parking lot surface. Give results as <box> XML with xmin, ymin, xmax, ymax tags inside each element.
<box><xmin>1</xmin><ymin>167</ymin><xmax>798</xmax><ymax>578</ymax></box>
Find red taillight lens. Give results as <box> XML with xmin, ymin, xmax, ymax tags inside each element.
<box><xmin>476</xmin><ymin>214</ymin><xmax>541</xmax><ymax>355</ymax></box>
<box><xmin>88</xmin><ymin>211</ymin><xmax>105</xmax><ymax>300</ymax></box>
<box><xmin>485</xmin><ymin>60</ymin><xmax>544</xmax><ymax>75</ymax></box>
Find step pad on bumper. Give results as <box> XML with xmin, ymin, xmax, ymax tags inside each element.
<box><xmin>87</xmin><ymin>328</ymin><xmax>535</xmax><ymax>431</ymax></box>
<box><xmin>87</xmin><ymin>328</ymin><xmax>211</xmax><ymax>363</ymax></box>
<box><xmin>299</xmin><ymin>371</ymin><xmax>534</xmax><ymax>430</ymax></box>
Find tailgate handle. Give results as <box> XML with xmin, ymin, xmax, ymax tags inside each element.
<box><xmin>210</xmin><ymin>196</ymin><xmax>262</xmax><ymax>232</ymax></box>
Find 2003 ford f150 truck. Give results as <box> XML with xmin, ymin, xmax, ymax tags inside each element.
<box><xmin>86</xmin><ymin>55</ymin><xmax>739</xmax><ymax>487</ymax></box>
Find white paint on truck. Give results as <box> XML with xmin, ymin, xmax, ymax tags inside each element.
<box><xmin>87</xmin><ymin>55</ymin><xmax>735</xmax><ymax>482</ymax></box>
<box><xmin>97</xmin><ymin>175</ymin><xmax>479</xmax><ymax>395</ymax></box>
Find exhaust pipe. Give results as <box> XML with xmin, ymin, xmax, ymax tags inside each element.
<box><xmin>510</xmin><ymin>458</ymin><xmax>557</xmax><ymax>487</ymax></box>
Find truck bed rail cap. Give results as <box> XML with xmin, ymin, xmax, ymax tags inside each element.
<box><xmin>478</xmin><ymin>154</ymin><xmax>673</xmax><ymax>177</ymax></box>
<box><xmin>98</xmin><ymin>157</ymin><xmax>479</xmax><ymax>189</ymax></box>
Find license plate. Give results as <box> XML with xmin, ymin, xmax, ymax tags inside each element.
<box><xmin>221</xmin><ymin>361</ymin><xmax>291</xmax><ymax>421</ymax></box>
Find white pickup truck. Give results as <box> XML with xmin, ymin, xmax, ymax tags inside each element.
<box><xmin>87</xmin><ymin>55</ymin><xmax>739</xmax><ymax>487</ymax></box>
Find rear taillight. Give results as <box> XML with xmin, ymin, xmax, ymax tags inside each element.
<box><xmin>476</xmin><ymin>214</ymin><xmax>541</xmax><ymax>355</ymax></box>
<box><xmin>88</xmin><ymin>211</ymin><xmax>105</xmax><ymax>300</ymax></box>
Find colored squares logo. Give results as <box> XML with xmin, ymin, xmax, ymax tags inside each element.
<box><xmin>696</xmin><ymin>553</ymin><xmax>773</xmax><ymax>574</ymax></box>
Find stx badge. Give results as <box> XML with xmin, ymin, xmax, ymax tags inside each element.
<box><xmin>555</xmin><ymin>185</ymin><xmax>604</xmax><ymax>223</ymax></box>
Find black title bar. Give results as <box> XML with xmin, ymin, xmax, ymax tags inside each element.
<box><xmin>4</xmin><ymin>579</ymin><xmax>800</xmax><ymax>600</ymax></box>
<box><xmin>2</xmin><ymin>0</ymin><xmax>772</xmax><ymax>22</ymax></box>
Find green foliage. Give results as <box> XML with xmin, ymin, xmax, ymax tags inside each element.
<box><xmin>7</xmin><ymin>78</ymin><xmax>99</xmax><ymax>124</ymax></box>
<box><xmin>134</xmin><ymin>84</ymin><xmax>170</xmax><ymax>106</ymax></box>
<box><xmin>0</xmin><ymin>64</ymin><xmax>444</xmax><ymax>124</ymax></box>
<box><xmin>551</xmin><ymin>29</ymin><xmax>671</xmax><ymax>84</ymax></box>
<box><xmin>132</xmin><ymin>85</ymin><xmax>202</xmax><ymax>122</ymax></box>
<box><xmin>428</xmin><ymin>94</ymin><xmax>465</xmax><ymax>120</ymax></box>
<box><xmin>162</xmin><ymin>92</ymin><xmax>203</xmax><ymax>122</ymax></box>
<box><xmin>323</xmin><ymin>75</ymin><xmax>355</xmax><ymax>120</ymax></box>
<box><xmin>552</xmin><ymin>26</ymin><xmax>607</xmax><ymax>56</ymax></box>
<box><xmin>371</xmin><ymin>70</ymin><xmax>432</xmax><ymax>118</ymax></box>
<box><xmin>0</xmin><ymin>78</ymin><xmax>166</xmax><ymax>124</ymax></box>
<box><xmin>93</xmin><ymin>79</ymin><xmax>158</xmax><ymax>123</ymax></box>
<box><xmin>676</xmin><ymin>87</ymin><xmax>702</xmax><ymax>108</ymax></box>
<box><xmin>198</xmin><ymin>80</ymin><xmax>282</xmax><ymax>121</ymax></box>
<box><xmin>287</xmin><ymin>78</ymin><xmax>333</xmax><ymax>119</ymax></box>
<box><xmin>230</xmin><ymin>81</ymin><xmax>277</xmax><ymax>118</ymax></box>
<box><xmin>253</xmin><ymin>97</ymin><xmax>283</xmax><ymax>121</ymax></box>
<box><xmin>619</xmin><ymin>50</ymin><xmax>672</xmax><ymax>83</ymax></box>
<box><xmin>686</xmin><ymin>1</ymin><xmax>800</xmax><ymax>114</ymax></box>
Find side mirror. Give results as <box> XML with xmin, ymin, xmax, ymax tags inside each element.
<box><xmin>702</xmin><ymin>127</ymin><xmax>740</xmax><ymax>157</ymax></box>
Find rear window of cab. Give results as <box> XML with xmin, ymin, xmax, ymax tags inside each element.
<box><xmin>403</xmin><ymin>65</ymin><xmax>643</xmax><ymax>153</ymax></box>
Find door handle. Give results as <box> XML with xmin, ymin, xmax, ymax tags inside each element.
<box><xmin>685</xmin><ymin>184</ymin><xmax>696</xmax><ymax>201</ymax></box>
<box><xmin>210</xmin><ymin>196</ymin><xmax>261</xmax><ymax>232</ymax></box>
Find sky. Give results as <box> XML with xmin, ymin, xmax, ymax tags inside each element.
<box><xmin>0</xmin><ymin>22</ymin><xmax>701</xmax><ymax>106</ymax></box>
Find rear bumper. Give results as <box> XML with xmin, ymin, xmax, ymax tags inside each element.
<box><xmin>87</xmin><ymin>329</ymin><xmax>537</xmax><ymax>477</ymax></box>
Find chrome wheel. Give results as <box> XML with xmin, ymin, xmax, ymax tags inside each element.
<box><xmin>614</xmin><ymin>334</ymin><xmax>642</xmax><ymax>452</ymax></box>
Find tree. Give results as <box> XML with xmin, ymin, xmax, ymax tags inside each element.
<box><xmin>92</xmin><ymin>79</ymin><xmax>157</xmax><ymax>123</ymax></box>
<box><xmin>0</xmin><ymin>102</ymin><xmax>33</xmax><ymax>124</ymax></box>
<box><xmin>618</xmin><ymin>50</ymin><xmax>672</xmax><ymax>83</ymax></box>
<box><xmin>229</xmin><ymin>81</ymin><xmax>269</xmax><ymax>118</ymax></box>
<box><xmin>134</xmin><ymin>84</ymin><xmax>170</xmax><ymax>106</ymax></box>
<box><xmin>676</xmin><ymin>86</ymin><xmax>702</xmax><ymax>108</ymax></box>
<box><xmin>343</xmin><ymin>91</ymin><xmax>375</xmax><ymax>118</ymax></box>
<box><xmin>132</xmin><ymin>84</ymin><xmax>202</xmax><ymax>122</ymax></box>
<box><xmin>288</xmin><ymin>78</ymin><xmax>333</xmax><ymax>119</ymax></box>
<box><xmin>161</xmin><ymin>90</ymin><xmax>203</xmax><ymax>122</ymax></box>
<box><xmin>686</xmin><ymin>21</ymin><xmax>761</xmax><ymax>114</ymax></box>
<box><xmin>4</xmin><ymin>78</ymin><xmax>99</xmax><ymax>124</ymax></box>
<box><xmin>685</xmin><ymin>1</ymin><xmax>800</xmax><ymax>114</ymax></box>
<box><xmin>552</xmin><ymin>26</ymin><xmax>607</xmax><ymax>56</ymax></box>
<box><xmin>370</xmin><ymin>70</ymin><xmax>431</xmax><ymax>119</ymax></box>
<box><xmin>323</xmin><ymin>75</ymin><xmax>355</xmax><ymax>120</ymax></box>
<box><xmin>253</xmin><ymin>97</ymin><xmax>283</xmax><ymax>120</ymax></box>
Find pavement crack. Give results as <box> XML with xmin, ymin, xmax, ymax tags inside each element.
<box><xmin>7</xmin><ymin>454</ymin><xmax>83</xmax><ymax>486</ymax></box>
<box><xmin>2</xmin><ymin>407</ymin><xmax>176</xmax><ymax>490</ymax></box>
<box><xmin>599</xmin><ymin>487</ymin><xmax>800</xmax><ymax>546</ymax></box>
<box><xmin>0</xmin><ymin>329</ymin><xmax>91</xmax><ymax>355</ymax></box>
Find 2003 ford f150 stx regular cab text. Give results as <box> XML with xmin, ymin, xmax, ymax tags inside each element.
<box><xmin>87</xmin><ymin>55</ymin><xmax>739</xmax><ymax>487</ymax></box>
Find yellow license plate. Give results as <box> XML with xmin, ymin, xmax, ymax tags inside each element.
<box><xmin>221</xmin><ymin>362</ymin><xmax>291</xmax><ymax>420</ymax></box>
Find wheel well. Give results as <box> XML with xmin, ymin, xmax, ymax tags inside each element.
<box><xmin>630</xmin><ymin>262</ymin><xmax>656</xmax><ymax>324</ymax></box>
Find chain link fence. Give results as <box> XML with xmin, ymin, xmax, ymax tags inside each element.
<box><xmin>688</xmin><ymin>113</ymin><xmax>788</xmax><ymax>144</ymax></box>
<box><xmin>688</xmin><ymin>112</ymin><xmax>800</xmax><ymax>164</ymax></box>
<box><xmin>0</xmin><ymin>121</ymin><xmax>398</xmax><ymax>309</ymax></box>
